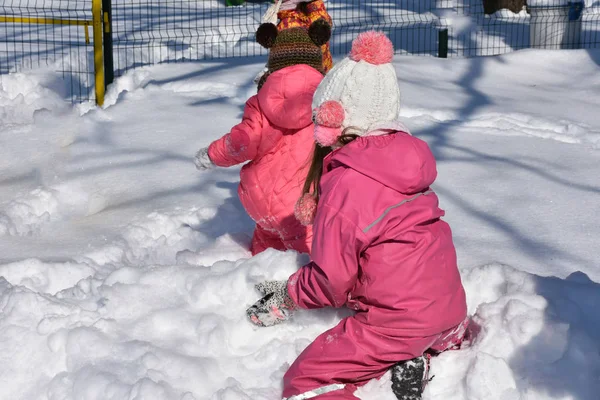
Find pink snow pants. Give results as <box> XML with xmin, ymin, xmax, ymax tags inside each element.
<box><xmin>282</xmin><ymin>316</ymin><xmax>469</xmax><ymax>399</ymax></box>
<box><xmin>250</xmin><ymin>224</ymin><xmax>313</xmax><ymax>256</ymax></box>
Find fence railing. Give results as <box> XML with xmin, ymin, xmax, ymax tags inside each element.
<box><xmin>1</xmin><ymin>0</ymin><xmax>599</xmax><ymax>104</ymax></box>
<box><xmin>0</xmin><ymin>0</ymin><xmax>107</xmax><ymax>103</ymax></box>
<box><xmin>453</xmin><ymin>0</ymin><xmax>599</xmax><ymax>56</ymax></box>
<box><xmin>108</xmin><ymin>0</ymin><xmax>447</xmax><ymax>79</ymax></box>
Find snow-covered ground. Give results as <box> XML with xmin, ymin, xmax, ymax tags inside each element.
<box><xmin>1</xmin><ymin>48</ymin><xmax>600</xmax><ymax>399</ymax></box>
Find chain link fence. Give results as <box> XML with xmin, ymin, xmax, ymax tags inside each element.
<box><xmin>107</xmin><ymin>1</ymin><xmax>445</xmax><ymax>79</ymax></box>
<box><xmin>1</xmin><ymin>0</ymin><xmax>599</xmax><ymax>103</ymax></box>
<box><xmin>453</xmin><ymin>0</ymin><xmax>600</xmax><ymax>56</ymax></box>
<box><xmin>0</xmin><ymin>0</ymin><xmax>96</xmax><ymax>102</ymax></box>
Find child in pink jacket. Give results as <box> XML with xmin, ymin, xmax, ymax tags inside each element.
<box><xmin>194</xmin><ymin>20</ymin><xmax>331</xmax><ymax>256</ymax></box>
<box><xmin>247</xmin><ymin>32</ymin><xmax>469</xmax><ymax>399</ymax></box>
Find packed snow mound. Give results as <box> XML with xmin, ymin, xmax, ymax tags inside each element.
<box><xmin>528</xmin><ymin>0</ymin><xmax>596</xmax><ymax>7</ymax></box>
<box><xmin>424</xmin><ymin>265</ymin><xmax>600</xmax><ymax>400</ymax></box>
<box><xmin>0</xmin><ymin>184</ymin><xmax>110</xmax><ymax>236</ymax></box>
<box><xmin>0</xmin><ymin>69</ymin><xmax>76</xmax><ymax>128</ymax></box>
<box><xmin>1</xmin><ymin>226</ymin><xmax>599</xmax><ymax>400</ymax></box>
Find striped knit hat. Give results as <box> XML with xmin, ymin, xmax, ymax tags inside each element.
<box><xmin>255</xmin><ymin>18</ymin><xmax>331</xmax><ymax>90</ymax></box>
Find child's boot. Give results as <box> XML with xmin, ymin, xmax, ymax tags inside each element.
<box><xmin>390</xmin><ymin>354</ymin><xmax>431</xmax><ymax>400</ymax></box>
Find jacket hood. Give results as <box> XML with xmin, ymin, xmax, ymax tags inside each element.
<box><xmin>327</xmin><ymin>132</ymin><xmax>437</xmax><ymax>195</ymax></box>
<box><xmin>257</xmin><ymin>64</ymin><xmax>323</xmax><ymax>130</ymax></box>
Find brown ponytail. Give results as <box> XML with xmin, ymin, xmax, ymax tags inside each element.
<box><xmin>302</xmin><ymin>130</ymin><xmax>361</xmax><ymax>202</ymax></box>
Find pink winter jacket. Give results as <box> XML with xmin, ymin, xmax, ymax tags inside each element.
<box><xmin>287</xmin><ymin>132</ymin><xmax>467</xmax><ymax>338</ymax></box>
<box><xmin>208</xmin><ymin>65</ymin><xmax>322</xmax><ymax>253</ymax></box>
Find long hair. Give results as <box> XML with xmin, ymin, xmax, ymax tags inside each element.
<box><xmin>302</xmin><ymin>129</ymin><xmax>361</xmax><ymax>202</ymax></box>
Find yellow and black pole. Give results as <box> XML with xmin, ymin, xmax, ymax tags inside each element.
<box><xmin>92</xmin><ymin>0</ymin><xmax>105</xmax><ymax>106</ymax></box>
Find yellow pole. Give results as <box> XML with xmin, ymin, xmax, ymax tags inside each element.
<box><xmin>0</xmin><ymin>16</ymin><xmax>91</xmax><ymax>26</ymax></box>
<box><xmin>0</xmin><ymin>16</ymin><xmax>92</xmax><ymax>44</ymax></box>
<box><xmin>92</xmin><ymin>0</ymin><xmax>105</xmax><ymax>106</ymax></box>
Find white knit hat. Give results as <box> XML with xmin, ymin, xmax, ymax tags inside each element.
<box><xmin>311</xmin><ymin>31</ymin><xmax>402</xmax><ymax>146</ymax></box>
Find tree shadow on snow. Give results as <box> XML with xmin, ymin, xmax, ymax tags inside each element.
<box><xmin>586</xmin><ymin>48</ymin><xmax>600</xmax><ymax>67</ymax></box>
<box><xmin>141</xmin><ymin>56</ymin><xmax>264</xmax><ymax>87</ymax></box>
<box><xmin>405</xmin><ymin>24</ymin><xmax>599</xmax><ymax>275</ymax></box>
<box><xmin>186</xmin><ymin>180</ymin><xmax>254</xmax><ymax>249</ymax></box>
<box><xmin>140</xmin><ymin>56</ymin><xmax>259</xmax><ymax>116</ymax></box>
<box><xmin>509</xmin><ymin>271</ymin><xmax>600</xmax><ymax>399</ymax></box>
<box><xmin>432</xmin><ymin>184</ymin><xmax>596</xmax><ymax>273</ymax></box>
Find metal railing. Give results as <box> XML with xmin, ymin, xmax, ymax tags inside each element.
<box><xmin>1</xmin><ymin>0</ymin><xmax>599</xmax><ymax>104</ymax></box>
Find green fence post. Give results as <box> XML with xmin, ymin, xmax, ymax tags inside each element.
<box><xmin>102</xmin><ymin>0</ymin><xmax>114</xmax><ymax>87</ymax></box>
<box><xmin>438</xmin><ymin>29</ymin><xmax>448</xmax><ymax>58</ymax></box>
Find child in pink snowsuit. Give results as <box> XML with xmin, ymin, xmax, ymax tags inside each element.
<box><xmin>194</xmin><ymin>20</ymin><xmax>331</xmax><ymax>256</ymax></box>
<box><xmin>247</xmin><ymin>31</ymin><xmax>468</xmax><ymax>399</ymax></box>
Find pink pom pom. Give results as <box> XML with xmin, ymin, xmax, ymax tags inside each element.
<box><xmin>315</xmin><ymin>101</ymin><xmax>345</xmax><ymax>128</ymax></box>
<box><xmin>349</xmin><ymin>31</ymin><xmax>394</xmax><ymax>65</ymax></box>
<box><xmin>314</xmin><ymin>125</ymin><xmax>342</xmax><ymax>147</ymax></box>
<box><xmin>295</xmin><ymin>193</ymin><xmax>317</xmax><ymax>226</ymax></box>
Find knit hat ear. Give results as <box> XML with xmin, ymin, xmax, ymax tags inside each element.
<box><xmin>308</xmin><ymin>18</ymin><xmax>331</xmax><ymax>47</ymax></box>
<box><xmin>256</xmin><ymin>23</ymin><xmax>278</xmax><ymax>49</ymax></box>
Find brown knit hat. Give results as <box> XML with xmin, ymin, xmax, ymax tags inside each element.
<box><xmin>255</xmin><ymin>18</ymin><xmax>331</xmax><ymax>90</ymax></box>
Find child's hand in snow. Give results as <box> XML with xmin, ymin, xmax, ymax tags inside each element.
<box><xmin>194</xmin><ymin>147</ymin><xmax>214</xmax><ymax>170</ymax></box>
<box><xmin>247</xmin><ymin>280</ymin><xmax>297</xmax><ymax>327</ymax></box>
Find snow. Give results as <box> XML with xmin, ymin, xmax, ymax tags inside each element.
<box><xmin>529</xmin><ymin>0</ymin><xmax>596</xmax><ymax>7</ymax></box>
<box><xmin>1</xmin><ymin>46</ymin><xmax>600</xmax><ymax>399</ymax></box>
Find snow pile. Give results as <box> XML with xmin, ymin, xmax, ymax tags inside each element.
<box><xmin>528</xmin><ymin>0</ymin><xmax>595</xmax><ymax>7</ymax></box>
<box><xmin>423</xmin><ymin>264</ymin><xmax>600</xmax><ymax>400</ymax></box>
<box><xmin>0</xmin><ymin>69</ymin><xmax>71</xmax><ymax>128</ymax></box>
<box><xmin>0</xmin><ymin>249</ymin><xmax>311</xmax><ymax>400</ymax></box>
<box><xmin>491</xmin><ymin>9</ymin><xmax>530</xmax><ymax>18</ymax></box>
<box><xmin>2</xmin><ymin>251</ymin><xmax>599</xmax><ymax>399</ymax></box>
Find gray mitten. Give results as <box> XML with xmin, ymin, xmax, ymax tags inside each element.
<box><xmin>253</xmin><ymin>66</ymin><xmax>269</xmax><ymax>85</ymax></box>
<box><xmin>247</xmin><ymin>280</ymin><xmax>297</xmax><ymax>327</ymax></box>
<box><xmin>194</xmin><ymin>147</ymin><xmax>214</xmax><ymax>170</ymax></box>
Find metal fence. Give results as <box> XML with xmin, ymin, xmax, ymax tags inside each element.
<box><xmin>453</xmin><ymin>0</ymin><xmax>600</xmax><ymax>56</ymax></box>
<box><xmin>0</xmin><ymin>0</ymin><xmax>96</xmax><ymax>101</ymax></box>
<box><xmin>1</xmin><ymin>0</ymin><xmax>599</xmax><ymax>104</ymax></box>
<box><xmin>107</xmin><ymin>1</ymin><xmax>445</xmax><ymax>77</ymax></box>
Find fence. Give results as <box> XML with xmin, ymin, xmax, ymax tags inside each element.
<box><xmin>454</xmin><ymin>0</ymin><xmax>600</xmax><ymax>56</ymax></box>
<box><xmin>107</xmin><ymin>1</ymin><xmax>446</xmax><ymax>77</ymax></box>
<box><xmin>1</xmin><ymin>1</ymin><xmax>600</xmax><ymax>104</ymax></box>
<box><xmin>0</xmin><ymin>0</ymin><xmax>106</xmax><ymax>103</ymax></box>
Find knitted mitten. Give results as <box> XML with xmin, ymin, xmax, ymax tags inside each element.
<box><xmin>247</xmin><ymin>280</ymin><xmax>297</xmax><ymax>327</ymax></box>
<box><xmin>194</xmin><ymin>147</ymin><xmax>214</xmax><ymax>170</ymax></box>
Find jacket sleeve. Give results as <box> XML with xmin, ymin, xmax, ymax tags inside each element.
<box><xmin>287</xmin><ymin>203</ymin><xmax>366</xmax><ymax>309</ymax></box>
<box><xmin>207</xmin><ymin>96</ymin><xmax>263</xmax><ymax>167</ymax></box>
